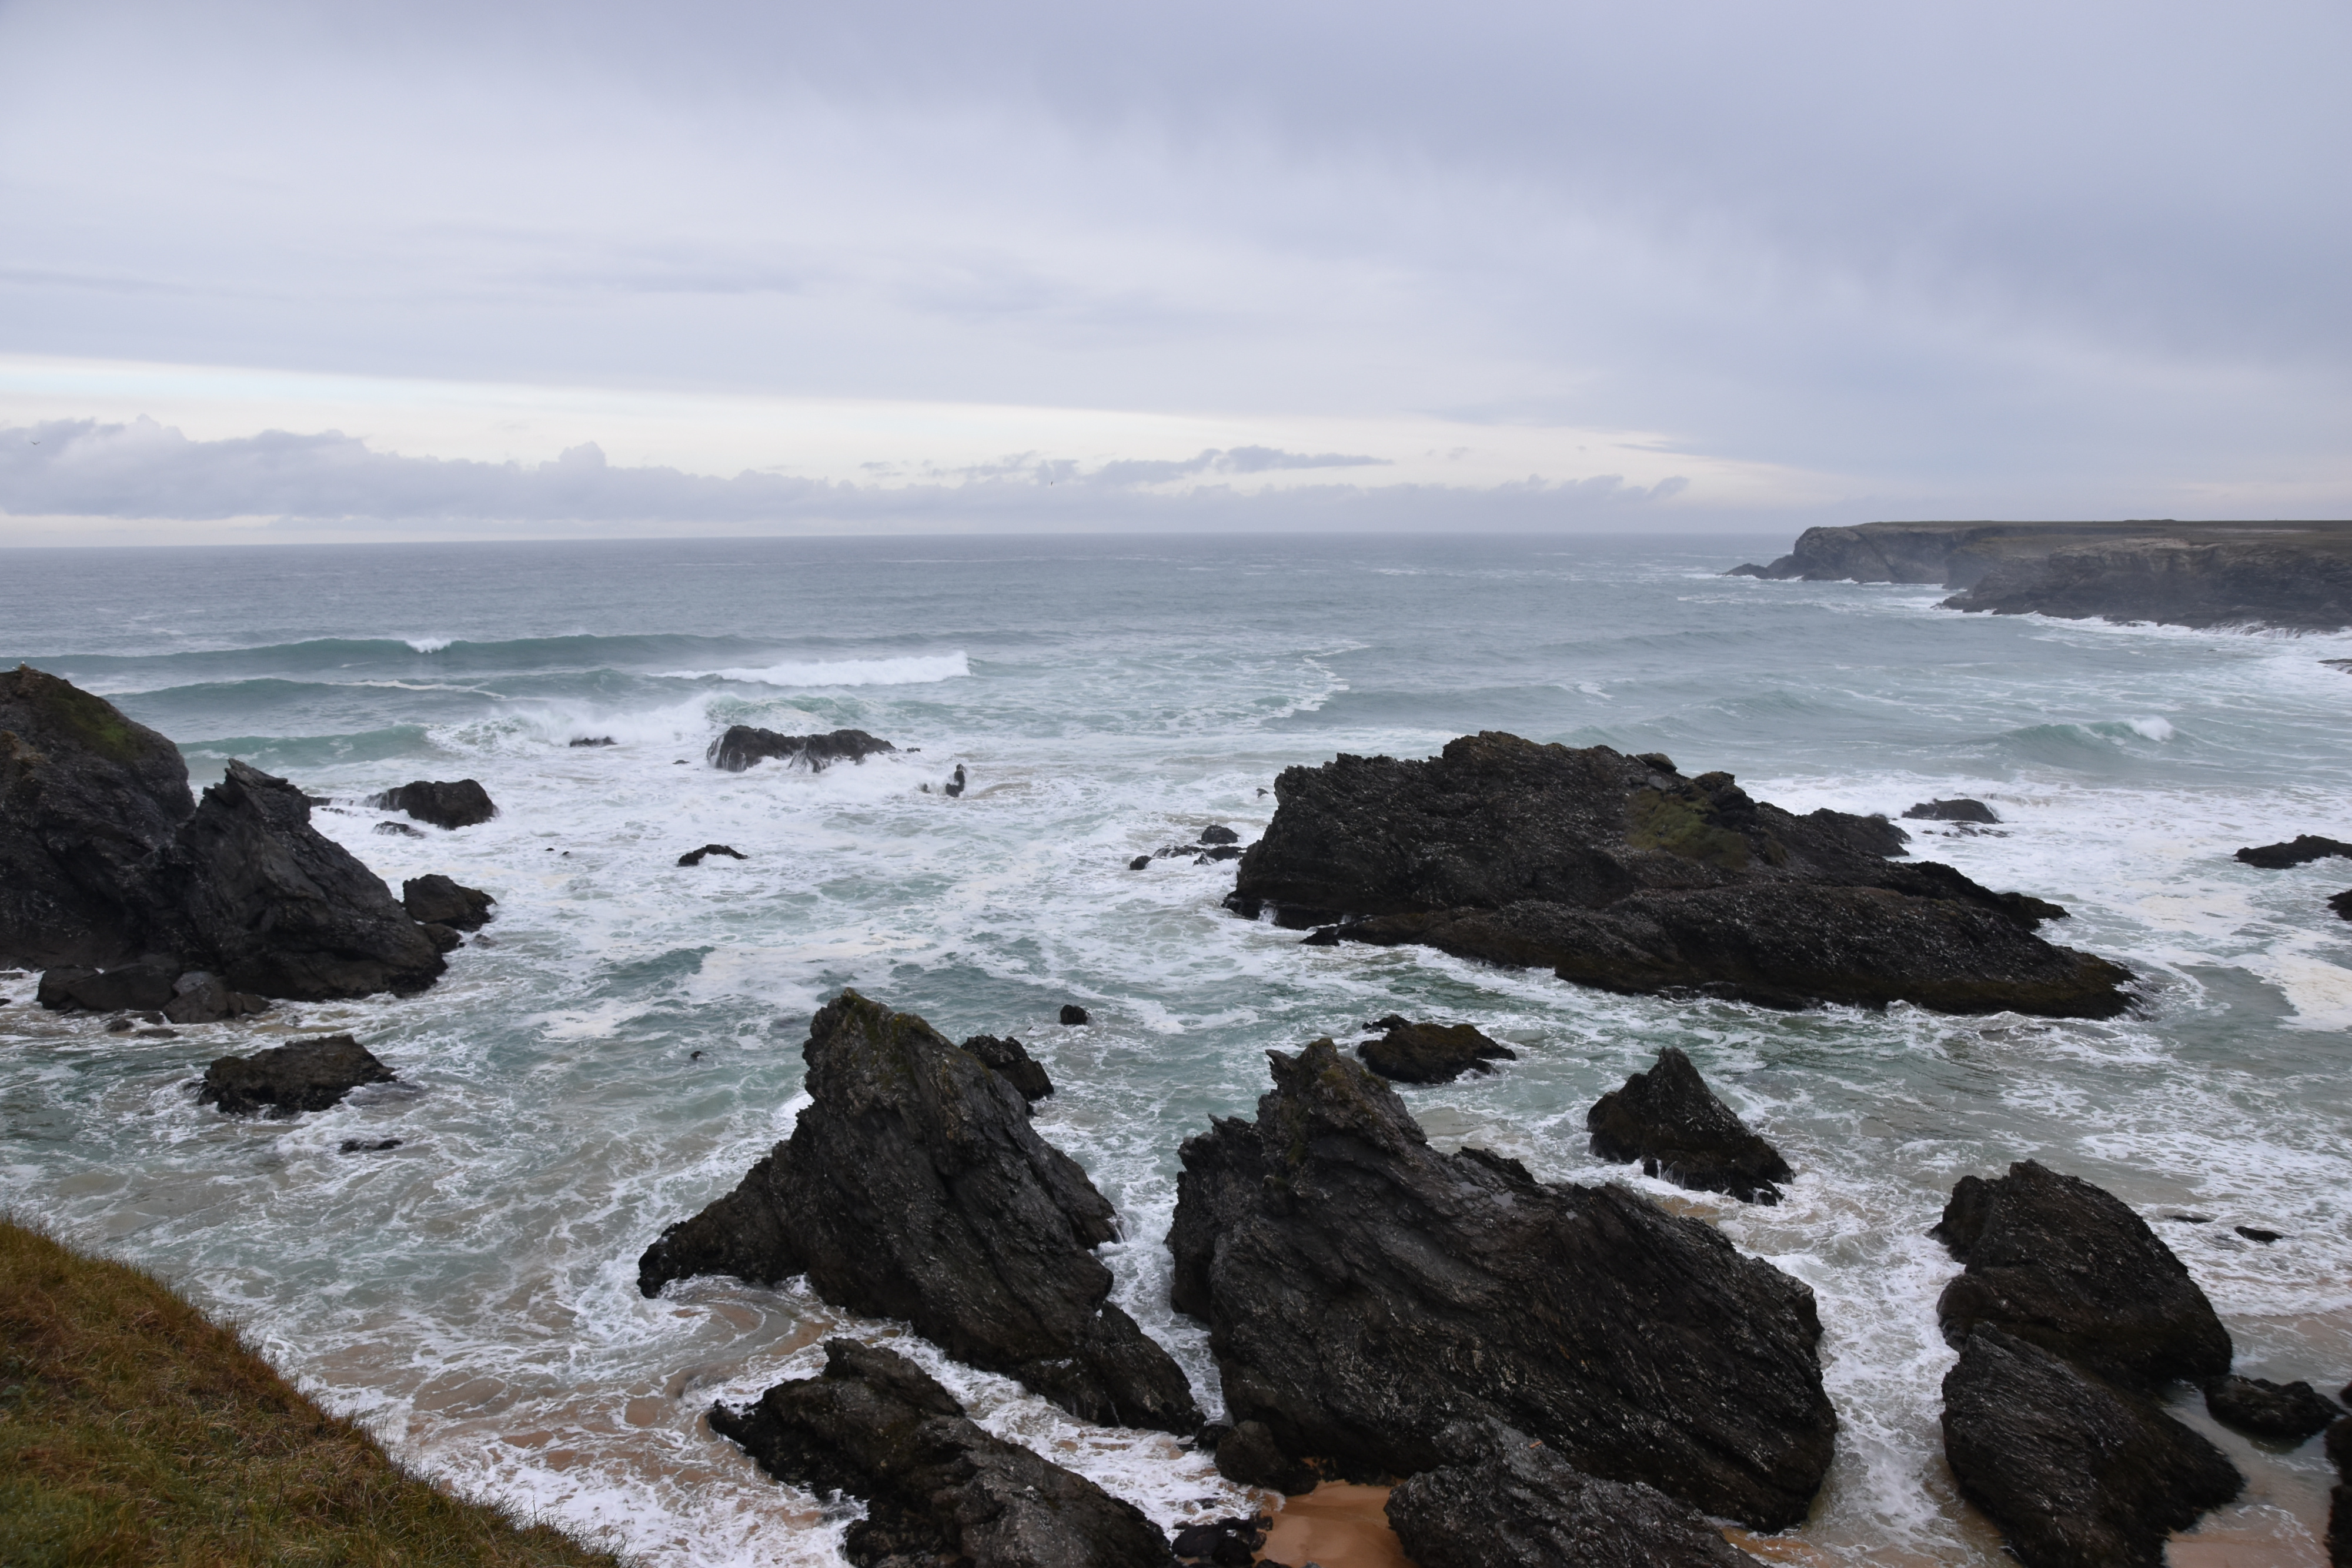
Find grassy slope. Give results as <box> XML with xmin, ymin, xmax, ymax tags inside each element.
<box><xmin>0</xmin><ymin>1219</ymin><xmax>624</xmax><ymax>1568</ymax></box>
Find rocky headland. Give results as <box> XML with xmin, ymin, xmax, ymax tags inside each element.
<box><xmin>1167</xmin><ymin>1037</ymin><xmax>1836</xmax><ymax>1529</ymax></box>
<box><xmin>2</xmin><ymin>667</ymin><xmax>455</xmax><ymax>1003</ymax></box>
<box><xmin>1728</xmin><ymin>519</ymin><xmax>2352</xmax><ymax>631</ymax></box>
<box><xmin>1230</xmin><ymin>731</ymin><xmax>2129</xmax><ymax>1016</ymax></box>
<box><xmin>637</xmin><ymin>990</ymin><xmax>1198</xmax><ymax>1433</ymax></box>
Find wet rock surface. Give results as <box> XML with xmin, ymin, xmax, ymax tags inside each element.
<box><xmin>145</xmin><ymin>761</ymin><xmax>447</xmax><ymax>1001</ymax></box>
<box><xmin>711</xmin><ymin>1339</ymin><xmax>1178</xmax><ymax>1568</ymax></box>
<box><xmin>1166</xmin><ymin>1038</ymin><xmax>1835</xmax><ymax>1529</ymax></box>
<box><xmin>707</xmin><ymin>724</ymin><xmax>896</xmax><ymax>773</ymax></box>
<box><xmin>1353</xmin><ymin>1015</ymin><xmax>1516</xmax><ymax>1084</ymax></box>
<box><xmin>1235</xmin><ymin>733</ymin><xmax>2126</xmax><ymax>1017</ymax></box>
<box><xmin>198</xmin><ymin>1034</ymin><xmax>396</xmax><ymax>1117</ymax></box>
<box><xmin>2333</xmin><ymin>888</ymin><xmax>2352</xmax><ymax>922</ymax></box>
<box><xmin>0</xmin><ymin>663</ymin><xmax>195</xmax><ymax>969</ymax></box>
<box><xmin>366</xmin><ymin>778</ymin><xmax>497</xmax><ymax>829</ymax></box>
<box><xmin>1904</xmin><ymin>797</ymin><xmax>2001</xmax><ymax>824</ymax></box>
<box><xmin>676</xmin><ymin>843</ymin><xmax>747</xmax><ymax>866</ymax></box>
<box><xmin>1942</xmin><ymin>1325</ymin><xmax>2241</xmax><ymax>1568</ymax></box>
<box><xmin>1212</xmin><ymin>1419</ymin><xmax>1320</xmax><ymax>1495</ymax></box>
<box><xmin>2237</xmin><ymin>834</ymin><xmax>2352</xmax><ymax>869</ymax></box>
<box><xmin>639</xmin><ymin>990</ymin><xmax>1198</xmax><ymax>1432</ymax></box>
<box><xmin>401</xmin><ymin>874</ymin><xmax>496</xmax><ymax>930</ymax></box>
<box><xmin>961</xmin><ymin>1034</ymin><xmax>1054</xmax><ymax>1100</ymax></box>
<box><xmin>2204</xmin><ymin>1375</ymin><xmax>2341</xmax><ymax>1440</ymax></box>
<box><xmin>1587</xmin><ymin>1047</ymin><xmax>1792</xmax><ymax>1203</ymax></box>
<box><xmin>1932</xmin><ymin>1159</ymin><xmax>2231</xmax><ymax>1386</ymax></box>
<box><xmin>1385</xmin><ymin>1419</ymin><xmax>1762</xmax><ymax>1568</ymax></box>
<box><xmin>37</xmin><ymin>959</ymin><xmax>179</xmax><ymax>1013</ymax></box>
<box><xmin>2330</xmin><ymin>1419</ymin><xmax>2352</xmax><ymax>1567</ymax></box>
<box><xmin>161</xmin><ymin>969</ymin><xmax>270</xmax><ymax>1024</ymax></box>
<box><xmin>1170</xmin><ymin>1513</ymin><xmax>1267</xmax><ymax>1566</ymax></box>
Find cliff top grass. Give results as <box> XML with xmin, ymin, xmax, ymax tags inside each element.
<box><xmin>0</xmin><ymin>1218</ymin><xmax>624</xmax><ymax>1568</ymax></box>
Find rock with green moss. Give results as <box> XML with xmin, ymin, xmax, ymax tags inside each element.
<box><xmin>638</xmin><ymin>989</ymin><xmax>1199</xmax><ymax>1434</ymax></box>
<box><xmin>1232</xmin><ymin>733</ymin><xmax>2124</xmax><ymax>1017</ymax></box>
<box><xmin>0</xmin><ymin>663</ymin><xmax>195</xmax><ymax>968</ymax></box>
<box><xmin>1166</xmin><ymin>1038</ymin><xmax>1836</xmax><ymax>1530</ymax></box>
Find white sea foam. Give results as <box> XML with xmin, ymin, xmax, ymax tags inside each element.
<box><xmin>664</xmin><ymin>653</ymin><xmax>972</xmax><ymax>688</ymax></box>
<box><xmin>404</xmin><ymin>636</ymin><xmax>454</xmax><ymax>653</ymax></box>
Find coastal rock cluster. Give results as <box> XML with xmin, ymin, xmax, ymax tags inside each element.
<box><xmin>1</xmin><ymin>667</ymin><xmax>464</xmax><ymax>1004</ymax></box>
<box><xmin>707</xmin><ymin>724</ymin><xmax>896</xmax><ymax>773</ymax></box>
<box><xmin>1230</xmin><ymin>731</ymin><xmax>2129</xmax><ymax>1017</ymax></box>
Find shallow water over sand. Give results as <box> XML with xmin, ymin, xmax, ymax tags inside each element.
<box><xmin>3</xmin><ymin>533</ymin><xmax>2348</xmax><ymax>1564</ymax></box>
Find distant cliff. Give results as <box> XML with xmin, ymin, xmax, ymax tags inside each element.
<box><xmin>1728</xmin><ymin>521</ymin><xmax>2352</xmax><ymax>631</ymax></box>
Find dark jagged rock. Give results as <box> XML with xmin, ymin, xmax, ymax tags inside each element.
<box><xmin>1728</xmin><ymin>520</ymin><xmax>2352</xmax><ymax>633</ymax></box>
<box><xmin>1932</xmin><ymin>1160</ymin><xmax>2231</xmax><ymax>1386</ymax></box>
<box><xmin>1199</xmin><ymin>824</ymin><xmax>1240</xmax><ymax>845</ymax></box>
<box><xmin>374</xmin><ymin>821</ymin><xmax>425</xmax><ymax>838</ymax></box>
<box><xmin>1587</xmin><ymin>1047</ymin><xmax>1792</xmax><ymax>1204</ymax></box>
<box><xmin>2236</xmin><ymin>1224</ymin><xmax>2283</xmax><ymax>1243</ymax></box>
<box><xmin>2330</xmin><ymin>1419</ymin><xmax>2352</xmax><ymax>1568</ymax></box>
<box><xmin>1905</xmin><ymin>797</ymin><xmax>2001</xmax><ymax>824</ymax></box>
<box><xmin>1212</xmin><ymin>1419</ymin><xmax>1319</xmax><ymax>1495</ymax></box>
<box><xmin>1993</xmin><ymin>891</ymin><xmax>2069</xmax><ymax>928</ymax></box>
<box><xmin>961</xmin><ymin>1034</ymin><xmax>1054</xmax><ymax>1101</ymax></box>
<box><xmin>340</xmin><ymin>1137</ymin><xmax>403</xmax><ymax>1153</ymax></box>
<box><xmin>711</xmin><ymin>1339</ymin><xmax>1179</xmax><ymax>1568</ymax></box>
<box><xmin>1384</xmin><ymin>1419</ymin><xmax>1763</xmax><ymax>1568</ymax></box>
<box><xmin>707</xmin><ymin>724</ymin><xmax>896</xmax><ymax>773</ymax></box>
<box><xmin>1059</xmin><ymin>1004</ymin><xmax>1090</xmax><ymax>1025</ymax></box>
<box><xmin>402</xmin><ymin>874</ymin><xmax>495</xmax><ymax>930</ymax></box>
<box><xmin>2204</xmin><ymin>1376</ymin><xmax>2340</xmax><ymax>1440</ymax></box>
<box><xmin>198</xmin><ymin>1034</ymin><xmax>396</xmax><ymax>1117</ymax></box>
<box><xmin>1942</xmin><ymin>1325</ymin><xmax>2241</xmax><ymax>1568</ymax></box>
<box><xmin>366</xmin><ymin>778</ymin><xmax>497</xmax><ymax>829</ymax></box>
<box><xmin>2333</xmin><ymin>890</ymin><xmax>2352</xmax><ymax>922</ymax></box>
<box><xmin>677</xmin><ymin>843</ymin><xmax>746</xmax><ymax>866</ymax></box>
<box><xmin>0</xmin><ymin>663</ymin><xmax>195</xmax><ymax>968</ymax></box>
<box><xmin>1166</xmin><ymin>1038</ymin><xmax>1835</xmax><ymax>1529</ymax></box>
<box><xmin>639</xmin><ymin>991</ymin><xmax>1198</xmax><ymax>1432</ymax></box>
<box><xmin>1232</xmin><ymin>734</ymin><xmax>2127</xmax><ymax>1017</ymax></box>
<box><xmin>419</xmin><ymin>922</ymin><xmax>462</xmax><ymax>953</ymax></box>
<box><xmin>1198</xmin><ymin>844</ymin><xmax>1243</xmax><ymax>862</ymax></box>
<box><xmin>38</xmin><ymin>959</ymin><xmax>178</xmax><ymax>1012</ymax></box>
<box><xmin>2237</xmin><ymin>834</ymin><xmax>2352</xmax><ymax>870</ymax></box>
<box><xmin>142</xmin><ymin>761</ymin><xmax>446</xmax><ymax>1001</ymax></box>
<box><xmin>1128</xmin><ymin>854</ymin><xmax>1152</xmax><ymax>870</ymax></box>
<box><xmin>567</xmin><ymin>735</ymin><xmax>616</xmax><ymax>747</ymax></box>
<box><xmin>1354</xmin><ymin>1016</ymin><xmax>1516</xmax><ymax>1084</ymax></box>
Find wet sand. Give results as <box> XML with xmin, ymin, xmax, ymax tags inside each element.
<box><xmin>1255</xmin><ymin>1483</ymin><xmax>1413</xmax><ymax>1568</ymax></box>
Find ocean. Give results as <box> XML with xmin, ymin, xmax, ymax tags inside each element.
<box><xmin>3</xmin><ymin>531</ymin><xmax>2348</xmax><ymax>1564</ymax></box>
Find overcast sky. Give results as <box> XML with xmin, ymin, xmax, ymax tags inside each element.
<box><xmin>2</xmin><ymin>0</ymin><xmax>2346</xmax><ymax>542</ymax></box>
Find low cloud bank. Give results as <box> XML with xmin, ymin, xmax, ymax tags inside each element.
<box><xmin>0</xmin><ymin>417</ymin><xmax>1691</xmax><ymax>532</ymax></box>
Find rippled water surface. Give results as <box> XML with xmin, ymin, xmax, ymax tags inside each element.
<box><xmin>4</xmin><ymin>533</ymin><xmax>2348</xmax><ymax>1564</ymax></box>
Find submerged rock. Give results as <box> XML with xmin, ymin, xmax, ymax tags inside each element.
<box><xmin>961</xmin><ymin>1034</ymin><xmax>1053</xmax><ymax>1101</ymax></box>
<box><xmin>1587</xmin><ymin>1047</ymin><xmax>1792</xmax><ymax>1204</ymax></box>
<box><xmin>2237</xmin><ymin>834</ymin><xmax>2352</xmax><ymax>870</ymax></box>
<box><xmin>1199</xmin><ymin>824</ymin><xmax>1240</xmax><ymax>845</ymax></box>
<box><xmin>568</xmin><ymin>735</ymin><xmax>616</xmax><ymax>747</ymax></box>
<box><xmin>1904</xmin><ymin>797</ymin><xmax>2002</xmax><ymax>824</ymax></box>
<box><xmin>711</xmin><ymin>1339</ymin><xmax>1178</xmax><ymax>1568</ymax></box>
<box><xmin>1354</xmin><ymin>1015</ymin><xmax>1516</xmax><ymax>1084</ymax></box>
<box><xmin>1233</xmin><ymin>734</ymin><xmax>2127</xmax><ymax>1017</ymax></box>
<box><xmin>2204</xmin><ymin>1375</ymin><xmax>2341</xmax><ymax>1440</ymax></box>
<box><xmin>367</xmin><ymin>778</ymin><xmax>497</xmax><ymax>829</ymax></box>
<box><xmin>707</xmin><ymin>724</ymin><xmax>896</xmax><ymax>773</ymax></box>
<box><xmin>2333</xmin><ymin>889</ymin><xmax>2352</xmax><ymax>922</ymax></box>
<box><xmin>1942</xmin><ymin>1325</ymin><xmax>2240</xmax><ymax>1568</ymax></box>
<box><xmin>1059</xmin><ymin>1004</ymin><xmax>1090</xmax><ymax>1025</ymax></box>
<box><xmin>143</xmin><ymin>761</ymin><xmax>447</xmax><ymax>1001</ymax></box>
<box><xmin>639</xmin><ymin>991</ymin><xmax>1198</xmax><ymax>1432</ymax></box>
<box><xmin>198</xmin><ymin>1034</ymin><xmax>396</xmax><ymax>1117</ymax></box>
<box><xmin>1385</xmin><ymin>1419</ymin><xmax>1763</xmax><ymax>1568</ymax></box>
<box><xmin>1933</xmin><ymin>1160</ymin><xmax>2231</xmax><ymax>1386</ymax></box>
<box><xmin>401</xmin><ymin>874</ymin><xmax>496</xmax><ymax>931</ymax></box>
<box><xmin>0</xmin><ymin>664</ymin><xmax>195</xmax><ymax>969</ymax></box>
<box><xmin>1166</xmin><ymin>1038</ymin><xmax>1835</xmax><ymax>1529</ymax></box>
<box><xmin>676</xmin><ymin>843</ymin><xmax>747</xmax><ymax>866</ymax></box>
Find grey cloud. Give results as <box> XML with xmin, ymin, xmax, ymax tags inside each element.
<box><xmin>0</xmin><ymin>419</ymin><xmax>1685</xmax><ymax>530</ymax></box>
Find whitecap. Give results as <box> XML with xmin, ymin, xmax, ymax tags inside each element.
<box><xmin>404</xmin><ymin>636</ymin><xmax>454</xmax><ymax>653</ymax></box>
<box><xmin>2128</xmin><ymin>716</ymin><xmax>2177</xmax><ymax>741</ymax></box>
<box><xmin>663</xmin><ymin>653</ymin><xmax>971</xmax><ymax>688</ymax></box>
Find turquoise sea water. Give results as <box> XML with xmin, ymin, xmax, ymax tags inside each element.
<box><xmin>3</xmin><ymin>533</ymin><xmax>2348</xmax><ymax>1564</ymax></box>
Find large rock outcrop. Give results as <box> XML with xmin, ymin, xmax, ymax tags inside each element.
<box><xmin>1932</xmin><ymin>1160</ymin><xmax>2231</xmax><ymax>1387</ymax></box>
<box><xmin>1726</xmin><ymin>520</ymin><xmax>2352</xmax><ymax>632</ymax></box>
<box><xmin>711</xmin><ymin>1339</ymin><xmax>1178</xmax><ymax>1568</ymax></box>
<box><xmin>707</xmin><ymin>726</ymin><xmax>896</xmax><ymax>773</ymax></box>
<box><xmin>142</xmin><ymin>761</ymin><xmax>447</xmax><ymax>1000</ymax></box>
<box><xmin>1384</xmin><ymin>1420</ymin><xmax>1762</xmax><ymax>1568</ymax></box>
<box><xmin>368</xmin><ymin>778</ymin><xmax>497</xmax><ymax>829</ymax></box>
<box><xmin>1165</xmin><ymin>1038</ymin><xmax>1835</xmax><ymax>1530</ymax></box>
<box><xmin>0</xmin><ymin>664</ymin><xmax>195</xmax><ymax>968</ymax></box>
<box><xmin>1942</xmin><ymin>1325</ymin><xmax>2241</xmax><ymax>1568</ymax></box>
<box><xmin>1231</xmin><ymin>733</ymin><xmax>2128</xmax><ymax>1017</ymax></box>
<box><xmin>401</xmin><ymin>874</ymin><xmax>495</xmax><ymax>931</ymax></box>
<box><xmin>1586</xmin><ymin>1047</ymin><xmax>1792</xmax><ymax>1204</ymax></box>
<box><xmin>638</xmin><ymin>991</ymin><xmax>1197</xmax><ymax>1433</ymax></box>
<box><xmin>1354</xmin><ymin>1015</ymin><xmax>1515</xmax><ymax>1084</ymax></box>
